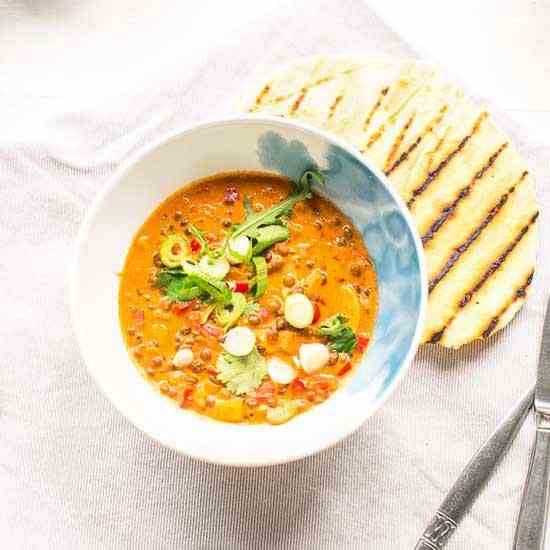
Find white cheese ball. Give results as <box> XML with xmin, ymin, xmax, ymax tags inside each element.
<box><xmin>284</xmin><ymin>293</ymin><xmax>314</xmax><ymax>329</ymax></box>
<box><xmin>298</xmin><ymin>343</ymin><xmax>330</xmax><ymax>374</ymax></box>
<box><xmin>267</xmin><ymin>357</ymin><xmax>297</xmax><ymax>385</ymax></box>
<box><xmin>224</xmin><ymin>326</ymin><xmax>256</xmax><ymax>357</ymax></box>
<box><xmin>172</xmin><ymin>348</ymin><xmax>194</xmax><ymax>368</ymax></box>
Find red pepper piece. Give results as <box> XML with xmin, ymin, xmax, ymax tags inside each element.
<box><xmin>234</xmin><ymin>281</ymin><xmax>249</xmax><ymax>293</ymax></box>
<box><xmin>171</xmin><ymin>299</ymin><xmax>197</xmax><ymax>316</ymax></box>
<box><xmin>265</xmin><ymin>250</ymin><xmax>272</xmax><ymax>263</ymax></box>
<box><xmin>201</xmin><ymin>323</ymin><xmax>223</xmax><ymax>339</ymax></box>
<box><xmin>357</xmin><ymin>335</ymin><xmax>370</xmax><ymax>352</ymax></box>
<box><xmin>180</xmin><ymin>387</ymin><xmax>194</xmax><ymax>408</ymax></box>
<box><xmin>190</xmin><ymin>239</ymin><xmax>201</xmax><ymax>253</ymax></box>
<box><xmin>312</xmin><ymin>303</ymin><xmax>321</xmax><ymax>323</ymax></box>
<box><xmin>338</xmin><ymin>362</ymin><xmax>352</xmax><ymax>377</ymax></box>
<box><xmin>291</xmin><ymin>378</ymin><xmax>306</xmax><ymax>393</ymax></box>
<box><xmin>255</xmin><ymin>381</ymin><xmax>275</xmax><ymax>401</ymax></box>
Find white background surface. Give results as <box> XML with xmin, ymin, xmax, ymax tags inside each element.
<box><xmin>370</xmin><ymin>0</ymin><xmax>550</xmax><ymax>137</ymax></box>
<box><xmin>1</xmin><ymin>1</ymin><xmax>549</xmax><ymax>549</ymax></box>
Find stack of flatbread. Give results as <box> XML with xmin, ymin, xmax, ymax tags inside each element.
<box><xmin>241</xmin><ymin>56</ymin><xmax>539</xmax><ymax>349</ymax></box>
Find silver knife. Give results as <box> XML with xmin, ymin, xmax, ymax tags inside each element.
<box><xmin>514</xmin><ymin>298</ymin><xmax>550</xmax><ymax>550</ymax></box>
<box><xmin>414</xmin><ymin>386</ymin><xmax>534</xmax><ymax>549</ymax></box>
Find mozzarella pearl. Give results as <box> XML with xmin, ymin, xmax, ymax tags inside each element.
<box><xmin>267</xmin><ymin>357</ymin><xmax>297</xmax><ymax>385</ymax></box>
<box><xmin>223</xmin><ymin>326</ymin><xmax>256</xmax><ymax>357</ymax></box>
<box><xmin>298</xmin><ymin>343</ymin><xmax>330</xmax><ymax>374</ymax></box>
<box><xmin>172</xmin><ymin>348</ymin><xmax>194</xmax><ymax>368</ymax></box>
<box><xmin>284</xmin><ymin>293</ymin><xmax>314</xmax><ymax>329</ymax></box>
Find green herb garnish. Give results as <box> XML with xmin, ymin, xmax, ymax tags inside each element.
<box><xmin>216</xmin><ymin>347</ymin><xmax>267</xmax><ymax>395</ymax></box>
<box><xmin>214</xmin><ymin>292</ymin><xmax>247</xmax><ymax>331</ymax></box>
<box><xmin>251</xmin><ymin>256</ymin><xmax>268</xmax><ymax>297</ymax></box>
<box><xmin>155</xmin><ymin>268</ymin><xmax>204</xmax><ymax>302</ymax></box>
<box><xmin>228</xmin><ymin>170</ymin><xmax>319</xmax><ymax>243</ymax></box>
<box><xmin>251</xmin><ymin>225</ymin><xmax>290</xmax><ymax>255</ymax></box>
<box><xmin>318</xmin><ymin>314</ymin><xmax>357</xmax><ymax>353</ymax></box>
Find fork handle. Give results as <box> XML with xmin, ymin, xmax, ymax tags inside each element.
<box><xmin>513</xmin><ymin>414</ymin><xmax>550</xmax><ymax>550</ymax></box>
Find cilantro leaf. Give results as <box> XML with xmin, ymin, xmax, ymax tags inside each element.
<box><xmin>216</xmin><ymin>348</ymin><xmax>267</xmax><ymax>395</ymax></box>
<box><xmin>318</xmin><ymin>314</ymin><xmax>357</xmax><ymax>353</ymax></box>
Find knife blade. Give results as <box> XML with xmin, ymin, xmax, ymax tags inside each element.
<box><xmin>535</xmin><ymin>299</ymin><xmax>550</xmax><ymax>413</ymax></box>
<box><xmin>514</xmin><ymin>297</ymin><xmax>550</xmax><ymax>550</ymax></box>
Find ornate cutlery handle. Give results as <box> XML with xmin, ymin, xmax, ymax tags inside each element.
<box><xmin>513</xmin><ymin>413</ymin><xmax>550</xmax><ymax>550</ymax></box>
<box><xmin>415</xmin><ymin>387</ymin><xmax>534</xmax><ymax>549</ymax></box>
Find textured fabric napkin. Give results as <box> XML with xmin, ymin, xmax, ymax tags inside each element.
<box><xmin>1</xmin><ymin>1</ymin><xmax>549</xmax><ymax>548</ymax></box>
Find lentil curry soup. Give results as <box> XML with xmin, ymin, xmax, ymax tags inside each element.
<box><xmin>119</xmin><ymin>171</ymin><xmax>378</xmax><ymax>425</ymax></box>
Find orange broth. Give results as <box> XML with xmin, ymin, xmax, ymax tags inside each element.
<box><xmin>119</xmin><ymin>171</ymin><xmax>377</xmax><ymax>424</ymax></box>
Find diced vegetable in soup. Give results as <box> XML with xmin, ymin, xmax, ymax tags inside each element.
<box><xmin>119</xmin><ymin>171</ymin><xmax>378</xmax><ymax>424</ymax></box>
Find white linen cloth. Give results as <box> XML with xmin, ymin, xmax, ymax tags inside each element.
<box><xmin>1</xmin><ymin>1</ymin><xmax>549</xmax><ymax>548</ymax></box>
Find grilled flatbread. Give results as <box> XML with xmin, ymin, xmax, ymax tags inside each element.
<box><xmin>241</xmin><ymin>56</ymin><xmax>539</xmax><ymax>348</ymax></box>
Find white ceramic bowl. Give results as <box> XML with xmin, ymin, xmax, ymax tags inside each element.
<box><xmin>71</xmin><ymin>116</ymin><xmax>427</xmax><ymax>466</ymax></box>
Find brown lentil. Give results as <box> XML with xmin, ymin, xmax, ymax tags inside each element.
<box><xmin>283</xmin><ymin>274</ymin><xmax>296</xmax><ymax>287</ymax></box>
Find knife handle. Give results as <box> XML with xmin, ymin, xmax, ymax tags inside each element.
<box><xmin>414</xmin><ymin>387</ymin><xmax>534</xmax><ymax>550</ymax></box>
<box><xmin>513</xmin><ymin>413</ymin><xmax>550</xmax><ymax>550</ymax></box>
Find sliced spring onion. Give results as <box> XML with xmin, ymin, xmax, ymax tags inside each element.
<box><xmin>159</xmin><ymin>235</ymin><xmax>189</xmax><ymax>267</ymax></box>
<box><xmin>252</xmin><ymin>256</ymin><xmax>268</xmax><ymax>298</ymax></box>
<box><xmin>200</xmin><ymin>304</ymin><xmax>216</xmax><ymax>325</ymax></box>
<box><xmin>226</xmin><ymin>235</ymin><xmax>252</xmax><ymax>264</ymax></box>
<box><xmin>182</xmin><ymin>260</ymin><xmax>232</xmax><ymax>304</ymax></box>
<box><xmin>215</xmin><ymin>292</ymin><xmax>247</xmax><ymax>331</ymax></box>
<box><xmin>198</xmin><ymin>255</ymin><xmax>230</xmax><ymax>280</ymax></box>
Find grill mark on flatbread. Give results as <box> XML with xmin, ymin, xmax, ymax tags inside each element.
<box><xmin>252</xmin><ymin>66</ymin><xmax>364</xmax><ymax>111</ymax></box>
<box><xmin>428</xmin><ymin>174</ymin><xmax>522</xmax><ymax>293</ymax></box>
<box><xmin>385</xmin><ymin>105</ymin><xmax>448</xmax><ymax>176</ymax></box>
<box><xmin>290</xmin><ymin>90</ymin><xmax>307</xmax><ymax>115</ymax></box>
<box><xmin>406</xmin><ymin>112</ymin><xmax>488</xmax><ymax>208</ymax></box>
<box><xmin>385</xmin><ymin>113</ymin><xmax>415</xmax><ymax>171</ymax></box>
<box><xmin>482</xmin><ymin>270</ymin><xmax>534</xmax><ymax>338</ymax></box>
<box><xmin>427</xmin><ymin>212</ymin><xmax>539</xmax><ymax>343</ymax></box>
<box><xmin>363</xmin><ymin>86</ymin><xmax>389</xmax><ymax>132</ymax></box>
<box><xmin>327</xmin><ymin>94</ymin><xmax>344</xmax><ymax>123</ymax></box>
<box><xmin>249</xmin><ymin>84</ymin><xmax>271</xmax><ymax>111</ymax></box>
<box><xmin>362</xmin><ymin>85</ymin><xmax>424</xmax><ymax>152</ymax></box>
<box><xmin>421</xmin><ymin>144</ymin><xmax>511</xmax><ymax>245</ymax></box>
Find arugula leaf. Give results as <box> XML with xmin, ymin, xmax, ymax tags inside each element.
<box><xmin>251</xmin><ymin>225</ymin><xmax>290</xmax><ymax>255</ymax></box>
<box><xmin>229</xmin><ymin>170</ymin><xmax>318</xmax><ymax>241</ymax></box>
<box><xmin>186</xmin><ymin>274</ymin><xmax>231</xmax><ymax>304</ymax></box>
<box><xmin>216</xmin><ymin>347</ymin><xmax>267</xmax><ymax>395</ymax></box>
<box><xmin>318</xmin><ymin>314</ymin><xmax>357</xmax><ymax>353</ymax></box>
